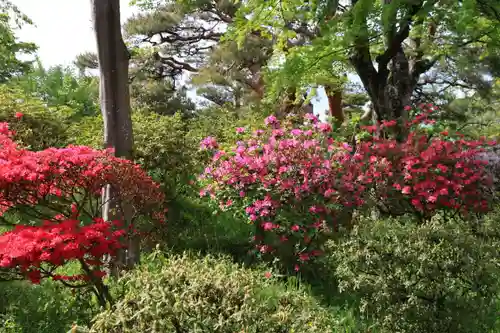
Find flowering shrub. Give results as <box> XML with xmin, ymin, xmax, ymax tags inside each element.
<box><xmin>199</xmin><ymin>105</ymin><xmax>495</xmax><ymax>269</ymax></box>
<box><xmin>0</xmin><ymin>122</ymin><xmax>165</xmax><ymax>223</ymax></box>
<box><xmin>0</xmin><ymin>122</ymin><xmax>166</xmax><ymax>305</ymax></box>
<box><xmin>0</xmin><ymin>219</ymin><xmax>124</xmax><ymax>306</ymax></box>
<box><xmin>0</xmin><ymin>85</ymin><xmax>70</xmax><ymax>150</ymax></box>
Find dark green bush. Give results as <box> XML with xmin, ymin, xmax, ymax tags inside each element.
<box><xmin>329</xmin><ymin>216</ymin><xmax>500</xmax><ymax>333</ymax></box>
<box><xmin>91</xmin><ymin>252</ymin><xmax>340</xmax><ymax>332</ymax></box>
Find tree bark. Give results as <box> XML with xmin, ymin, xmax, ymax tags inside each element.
<box><xmin>91</xmin><ymin>0</ymin><xmax>138</xmax><ymax>271</ymax></box>
<box><xmin>349</xmin><ymin>0</ymin><xmax>429</xmax><ymax>140</ymax></box>
<box><xmin>324</xmin><ymin>85</ymin><xmax>344</xmax><ymax>125</ymax></box>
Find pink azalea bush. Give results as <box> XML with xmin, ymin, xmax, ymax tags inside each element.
<box><xmin>199</xmin><ymin>105</ymin><xmax>495</xmax><ymax>269</ymax></box>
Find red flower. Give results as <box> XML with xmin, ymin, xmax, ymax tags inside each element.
<box><xmin>198</xmin><ymin>108</ymin><xmax>493</xmax><ymax>270</ymax></box>
<box><xmin>14</xmin><ymin>112</ymin><xmax>23</xmax><ymax>119</ymax></box>
<box><xmin>0</xmin><ymin>122</ymin><xmax>166</xmax><ymax>286</ymax></box>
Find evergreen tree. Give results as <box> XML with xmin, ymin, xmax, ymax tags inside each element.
<box><xmin>0</xmin><ymin>2</ymin><xmax>37</xmax><ymax>83</ymax></box>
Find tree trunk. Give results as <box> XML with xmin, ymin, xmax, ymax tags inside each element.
<box><xmin>91</xmin><ymin>0</ymin><xmax>138</xmax><ymax>272</ymax></box>
<box><xmin>349</xmin><ymin>0</ymin><xmax>429</xmax><ymax>140</ymax></box>
<box><xmin>324</xmin><ymin>85</ymin><xmax>344</xmax><ymax>125</ymax></box>
<box><xmin>351</xmin><ymin>48</ymin><xmax>413</xmax><ymax>140</ymax></box>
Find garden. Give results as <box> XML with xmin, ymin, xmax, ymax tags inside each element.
<box><xmin>1</xmin><ymin>0</ymin><xmax>500</xmax><ymax>332</ymax></box>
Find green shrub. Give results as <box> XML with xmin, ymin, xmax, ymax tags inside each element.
<box><xmin>329</xmin><ymin>216</ymin><xmax>500</xmax><ymax>333</ymax></box>
<box><xmin>91</xmin><ymin>252</ymin><xmax>340</xmax><ymax>332</ymax></box>
<box><xmin>0</xmin><ymin>280</ymin><xmax>96</xmax><ymax>333</ymax></box>
<box><xmin>0</xmin><ymin>85</ymin><xmax>70</xmax><ymax>150</ymax></box>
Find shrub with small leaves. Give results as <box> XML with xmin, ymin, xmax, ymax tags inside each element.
<box><xmin>0</xmin><ymin>85</ymin><xmax>73</xmax><ymax>150</ymax></box>
<box><xmin>91</xmin><ymin>252</ymin><xmax>339</xmax><ymax>332</ymax></box>
<box><xmin>328</xmin><ymin>215</ymin><xmax>500</xmax><ymax>333</ymax></box>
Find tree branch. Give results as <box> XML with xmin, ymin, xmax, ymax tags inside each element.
<box><xmin>160</xmin><ymin>56</ymin><xmax>199</xmax><ymax>73</ymax></box>
<box><xmin>376</xmin><ymin>1</ymin><xmax>426</xmax><ymax>79</ymax></box>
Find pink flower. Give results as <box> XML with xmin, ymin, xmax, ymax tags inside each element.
<box><xmin>236</xmin><ymin>127</ymin><xmax>245</xmax><ymax>133</ymax></box>
<box><xmin>200</xmin><ymin>136</ymin><xmax>218</xmax><ymax>150</ymax></box>
<box><xmin>261</xmin><ymin>222</ymin><xmax>277</xmax><ymax>230</ymax></box>
<box><xmin>14</xmin><ymin>112</ymin><xmax>23</xmax><ymax>119</ymax></box>
<box><xmin>381</xmin><ymin>120</ymin><xmax>397</xmax><ymax>128</ymax></box>
<box><xmin>264</xmin><ymin>271</ymin><xmax>272</xmax><ymax>278</ymax></box>
<box><xmin>196</xmin><ymin>107</ymin><xmax>492</xmax><ymax>271</ymax></box>
<box><xmin>304</xmin><ymin>113</ymin><xmax>318</xmax><ymax>123</ymax></box>
<box><xmin>438</xmin><ymin>188</ymin><xmax>449</xmax><ymax>195</ymax></box>
<box><xmin>264</xmin><ymin>115</ymin><xmax>278</xmax><ymax>126</ymax></box>
<box><xmin>316</xmin><ymin>122</ymin><xmax>332</xmax><ymax>133</ymax></box>
<box><xmin>298</xmin><ymin>253</ymin><xmax>310</xmax><ymax>261</ymax></box>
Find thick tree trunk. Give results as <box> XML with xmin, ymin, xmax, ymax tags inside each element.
<box><xmin>351</xmin><ymin>48</ymin><xmax>413</xmax><ymax>140</ymax></box>
<box><xmin>91</xmin><ymin>0</ymin><xmax>138</xmax><ymax>272</ymax></box>
<box><xmin>349</xmin><ymin>0</ymin><xmax>430</xmax><ymax>140</ymax></box>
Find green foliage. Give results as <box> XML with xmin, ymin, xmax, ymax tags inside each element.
<box><xmin>91</xmin><ymin>252</ymin><xmax>342</xmax><ymax>332</ymax></box>
<box><xmin>187</xmin><ymin>106</ymin><xmax>269</xmax><ymax>151</ymax></box>
<box><xmin>0</xmin><ymin>11</ymin><xmax>37</xmax><ymax>83</ymax></box>
<box><xmin>0</xmin><ymin>280</ymin><xmax>96</xmax><ymax>333</ymax></box>
<box><xmin>328</xmin><ymin>215</ymin><xmax>500</xmax><ymax>333</ymax></box>
<box><xmin>11</xmin><ymin>62</ymin><xmax>100</xmax><ymax>118</ymax></box>
<box><xmin>163</xmin><ymin>195</ymin><xmax>253</xmax><ymax>261</ymax></box>
<box><xmin>130</xmin><ymin>79</ymin><xmax>195</xmax><ymax>116</ymax></box>
<box><xmin>66</xmin><ymin>115</ymin><xmax>103</xmax><ymax>148</ymax></box>
<box><xmin>227</xmin><ymin>0</ymin><xmax>500</xmax><ymax>104</ymax></box>
<box><xmin>0</xmin><ymin>85</ymin><xmax>69</xmax><ymax>150</ymax></box>
<box><xmin>132</xmin><ymin>111</ymin><xmax>197</xmax><ymax>198</ymax></box>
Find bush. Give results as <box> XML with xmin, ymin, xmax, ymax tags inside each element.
<box><xmin>91</xmin><ymin>252</ymin><xmax>340</xmax><ymax>332</ymax></box>
<box><xmin>329</xmin><ymin>216</ymin><xmax>500</xmax><ymax>333</ymax></box>
<box><xmin>0</xmin><ymin>85</ymin><xmax>69</xmax><ymax>150</ymax></box>
<box><xmin>163</xmin><ymin>196</ymin><xmax>253</xmax><ymax>260</ymax></box>
<box><xmin>0</xmin><ymin>280</ymin><xmax>95</xmax><ymax>333</ymax></box>
<box><xmin>199</xmin><ymin>106</ymin><xmax>494</xmax><ymax>270</ymax></box>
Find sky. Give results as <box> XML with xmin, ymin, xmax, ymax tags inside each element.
<box><xmin>13</xmin><ymin>0</ymin><xmax>330</xmax><ymax>115</ymax></box>
<box><xmin>13</xmin><ymin>0</ymin><xmax>136</xmax><ymax>67</ymax></box>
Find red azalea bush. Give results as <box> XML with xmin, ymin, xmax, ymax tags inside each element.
<box><xmin>0</xmin><ymin>122</ymin><xmax>165</xmax><ymax>224</ymax></box>
<box><xmin>0</xmin><ymin>121</ymin><xmax>166</xmax><ymax>304</ymax></box>
<box><xmin>199</xmin><ymin>105</ymin><xmax>495</xmax><ymax>269</ymax></box>
<box><xmin>0</xmin><ymin>218</ymin><xmax>124</xmax><ymax>305</ymax></box>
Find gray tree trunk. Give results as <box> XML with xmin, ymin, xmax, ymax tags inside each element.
<box><xmin>91</xmin><ymin>0</ymin><xmax>139</xmax><ymax>271</ymax></box>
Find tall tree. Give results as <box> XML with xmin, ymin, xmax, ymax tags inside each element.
<box><xmin>229</xmin><ymin>0</ymin><xmax>500</xmax><ymax>135</ymax></box>
<box><xmin>0</xmin><ymin>3</ymin><xmax>37</xmax><ymax>83</ymax></box>
<box><xmin>125</xmin><ymin>0</ymin><xmax>316</xmax><ymax>117</ymax></box>
<box><xmin>91</xmin><ymin>0</ymin><xmax>138</xmax><ymax>269</ymax></box>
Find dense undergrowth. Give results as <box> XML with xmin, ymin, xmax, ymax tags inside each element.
<box><xmin>1</xmin><ymin>104</ymin><xmax>499</xmax><ymax>333</ymax></box>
